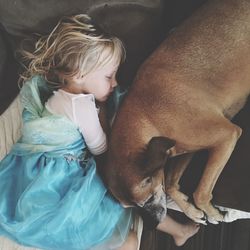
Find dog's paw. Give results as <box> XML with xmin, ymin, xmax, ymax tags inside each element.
<box><xmin>184</xmin><ymin>204</ymin><xmax>206</xmax><ymax>224</ymax></box>
<box><xmin>207</xmin><ymin>209</ymin><xmax>224</xmax><ymax>222</ymax></box>
<box><xmin>168</xmin><ymin>191</ymin><xmax>206</xmax><ymax>224</ymax></box>
<box><xmin>201</xmin><ymin>203</ymin><xmax>225</xmax><ymax>223</ymax></box>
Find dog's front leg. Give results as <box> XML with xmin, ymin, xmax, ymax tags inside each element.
<box><xmin>166</xmin><ymin>153</ymin><xmax>205</xmax><ymax>223</ymax></box>
<box><xmin>193</xmin><ymin>122</ymin><xmax>242</xmax><ymax>222</ymax></box>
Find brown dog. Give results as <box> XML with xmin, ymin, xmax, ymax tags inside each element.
<box><xmin>100</xmin><ymin>0</ymin><xmax>250</xmax><ymax>224</ymax></box>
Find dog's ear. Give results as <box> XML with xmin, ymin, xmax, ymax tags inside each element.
<box><xmin>139</xmin><ymin>136</ymin><xmax>176</xmax><ymax>173</ymax></box>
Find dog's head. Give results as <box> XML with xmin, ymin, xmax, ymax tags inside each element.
<box><xmin>103</xmin><ymin>136</ymin><xmax>175</xmax><ymax>222</ymax></box>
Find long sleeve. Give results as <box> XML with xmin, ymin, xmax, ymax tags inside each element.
<box><xmin>72</xmin><ymin>96</ymin><xmax>107</xmax><ymax>155</ymax></box>
<box><xmin>46</xmin><ymin>90</ymin><xmax>107</xmax><ymax>155</ymax></box>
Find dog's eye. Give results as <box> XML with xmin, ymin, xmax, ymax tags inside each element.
<box><xmin>141</xmin><ymin>177</ymin><xmax>152</xmax><ymax>188</ymax></box>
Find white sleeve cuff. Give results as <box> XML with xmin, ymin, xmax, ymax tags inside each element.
<box><xmin>87</xmin><ymin>131</ymin><xmax>107</xmax><ymax>155</ymax></box>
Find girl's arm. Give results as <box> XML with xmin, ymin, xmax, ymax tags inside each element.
<box><xmin>47</xmin><ymin>93</ymin><xmax>108</xmax><ymax>156</ymax></box>
<box><xmin>73</xmin><ymin>96</ymin><xmax>107</xmax><ymax>156</ymax></box>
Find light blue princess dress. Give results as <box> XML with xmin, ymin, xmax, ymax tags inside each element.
<box><xmin>0</xmin><ymin>76</ymin><xmax>133</xmax><ymax>250</ymax></box>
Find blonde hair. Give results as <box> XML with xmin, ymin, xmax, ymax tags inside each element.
<box><xmin>19</xmin><ymin>14</ymin><xmax>125</xmax><ymax>88</ymax></box>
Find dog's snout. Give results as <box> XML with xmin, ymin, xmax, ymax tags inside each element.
<box><xmin>144</xmin><ymin>194</ymin><xmax>155</xmax><ymax>205</ymax></box>
<box><xmin>140</xmin><ymin>191</ymin><xmax>167</xmax><ymax>223</ymax></box>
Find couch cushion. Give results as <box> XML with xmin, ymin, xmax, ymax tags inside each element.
<box><xmin>0</xmin><ymin>27</ymin><xmax>7</xmax><ymax>82</ymax></box>
<box><xmin>0</xmin><ymin>26</ymin><xmax>19</xmax><ymax>114</ymax></box>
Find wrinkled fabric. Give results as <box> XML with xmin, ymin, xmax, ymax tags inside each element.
<box><xmin>0</xmin><ymin>76</ymin><xmax>133</xmax><ymax>250</ymax></box>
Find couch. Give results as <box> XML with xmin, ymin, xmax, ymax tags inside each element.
<box><xmin>1</xmin><ymin>0</ymin><xmax>249</xmax><ymax>249</ymax></box>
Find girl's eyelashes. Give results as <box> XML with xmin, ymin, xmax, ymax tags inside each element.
<box><xmin>106</xmin><ymin>70</ymin><xmax>117</xmax><ymax>80</ymax></box>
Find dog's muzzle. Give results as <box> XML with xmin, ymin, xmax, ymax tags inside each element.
<box><xmin>139</xmin><ymin>188</ymin><xmax>167</xmax><ymax>223</ymax></box>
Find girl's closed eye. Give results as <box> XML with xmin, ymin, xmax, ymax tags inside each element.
<box><xmin>106</xmin><ymin>69</ymin><xmax>117</xmax><ymax>80</ymax></box>
<box><xmin>106</xmin><ymin>75</ymin><xmax>112</xmax><ymax>80</ymax></box>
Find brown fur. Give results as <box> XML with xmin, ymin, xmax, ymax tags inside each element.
<box><xmin>101</xmin><ymin>0</ymin><xmax>250</xmax><ymax>223</ymax></box>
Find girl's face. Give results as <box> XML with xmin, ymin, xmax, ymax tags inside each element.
<box><xmin>62</xmin><ymin>59</ymin><xmax>119</xmax><ymax>102</ymax></box>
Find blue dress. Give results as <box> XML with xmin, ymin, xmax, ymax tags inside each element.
<box><xmin>0</xmin><ymin>76</ymin><xmax>133</xmax><ymax>250</ymax></box>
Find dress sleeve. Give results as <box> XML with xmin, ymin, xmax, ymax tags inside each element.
<box><xmin>72</xmin><ymin>96</ymin><xmax>107</xmax><ymax>155</ymax></box>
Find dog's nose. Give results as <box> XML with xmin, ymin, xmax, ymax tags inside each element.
<box><xmin>144</xmin><ymin>194</ymin><xmax>155</xmax><ymax>205</ymax></box>
<box><xmin>141</xmin><ymin>193</ymin><xmax>167</xmax><ymax>223</ymax></box>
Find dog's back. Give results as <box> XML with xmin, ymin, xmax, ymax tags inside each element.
<box><xmin>146</xmin><ymin>0</ymin><xmax>249</xmax><ymax>108</ymax></box>
<box><xmin>112</xmin><ymin>0</ymin><xmax>250</xmax><ymax>142</ymax></box>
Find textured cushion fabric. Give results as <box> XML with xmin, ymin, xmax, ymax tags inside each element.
<box><xmin>0</xmin><ymin>26</ymin><xmax>19</xmax><ymax>115</ymax></box>
<box><xmin>0</xmin><ymin>95</ymin><xmax>22</xmax><ymax>161</ymax></box>
<box><xmin>0</xmin><ymin>0</ymin><xmax>161</xmax><ymax>37</ymax></box>
<box><xmin>0</xmin><ymin>27</ymin><xmax>6</xmax><ymax>81</ymax></box>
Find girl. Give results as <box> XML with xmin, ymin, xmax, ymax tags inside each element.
<box><xmin>0</xmin><ymin>14</ymin><xmax>137</xmax><ymax>250</ymax></box>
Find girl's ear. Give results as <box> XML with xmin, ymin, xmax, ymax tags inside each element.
<box><xmin>141</xmin><ymin>136</ymin><xmax>176</xmax><ymax>173</ymax></box>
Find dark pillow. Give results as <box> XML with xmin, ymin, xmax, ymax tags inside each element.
<box><xmin>0</xmin><ymin>26</ymin><xmax>19</xmax><ymax>114</ymax></box>
<box><xmin>0</xmin><ymin>27</ymin><xmax>7</xmax><ymax>82</ymax></box>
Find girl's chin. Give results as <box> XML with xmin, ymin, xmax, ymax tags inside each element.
<box><xmin>97</xmin><ymin>96</ymin><xmax>109</xmax><ymax>102</ymax></box>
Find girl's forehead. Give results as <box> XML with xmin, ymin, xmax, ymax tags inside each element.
<box><xmin>97</xmin><ymin>60</ymin><xmax>119</xmax><ymax>73</ymax></box>
<box><xmin>97</xmin><ymin>47</ymin><xmax>122</xmax><ymax>69</ymax></box>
